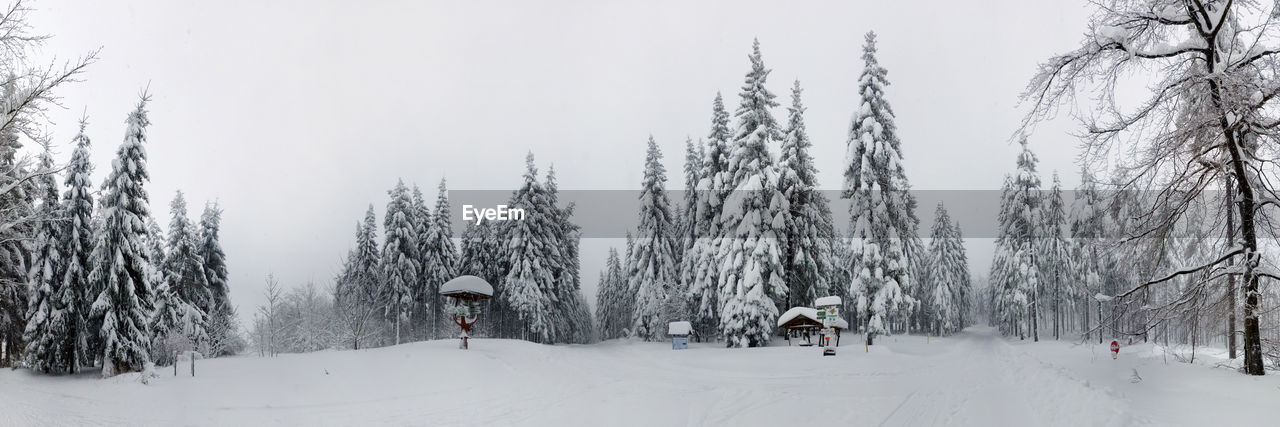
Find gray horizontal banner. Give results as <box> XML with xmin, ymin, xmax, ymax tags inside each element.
<box><xmin>446</xmin><ymin>190</ymin><xmax>1232</xmax><ymax>239</ymax></box>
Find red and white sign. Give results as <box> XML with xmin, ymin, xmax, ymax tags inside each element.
<box><xmin>1110</xmin><ymin>340</ymin><xmax>1119</xmax><ymax>359</ymax></box>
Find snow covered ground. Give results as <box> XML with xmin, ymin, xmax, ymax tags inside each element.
<box><xmin>2</xmin><ymin>327</ymin><xmax>1277</xmax><ymax>426</ymax></box>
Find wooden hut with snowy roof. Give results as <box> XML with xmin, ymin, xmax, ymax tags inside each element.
<box><xmin>777</xmin><ymin>306</ymin><xmax>848</xmax><ymax>346</ymax></box>
<box><xmin>668</xmin><ymin>321</ymin><xmax>692</xmax><ymax>350</ymax></box>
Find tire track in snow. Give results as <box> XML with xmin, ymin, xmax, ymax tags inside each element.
<box><xmin>877</xmin><ymin>390</ymin><xmax>918</xmax><ymax>426</ymax></box>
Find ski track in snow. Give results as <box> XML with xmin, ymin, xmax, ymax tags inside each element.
<box><xmin>1</xmin><ymin>327</ymin><xmax>1274</xmax><ymax>426</ymax></box>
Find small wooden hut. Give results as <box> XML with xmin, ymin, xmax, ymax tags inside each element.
<box><xmin>668</xmin><ymin>321</ymin><xmax>692</xmax><ymax>350</ymax></box>
<box><xmin>777</xmin><ymin>307</ymin><xmax>847</xmax><ymax>346</ymax></box>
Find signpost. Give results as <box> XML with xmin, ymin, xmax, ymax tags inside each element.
<box><xmin>1111</xmin><ymin>340</ymin><xmax>1120</xmax><ymax>360</ymax></box>
<box><xmin>439</xmin><ymin>275</ymin><xmax>495</xmax><ymax>350</ymax></box>
<box><xmin>815</xmin><ymin>296</ymin><xmax>841</xmax><ymax>356</ymax></box>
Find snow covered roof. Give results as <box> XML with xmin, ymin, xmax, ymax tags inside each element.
<box><xmin>777</xmin><ymin>306</ymin><xmax>848</xmax><ymax>329</ymax></box>
<box><xmin>439</xmin><ymin>275</ymin><xmax>494</xmax><ymax>297</ymax></box>
<box><xmin>668</xmin><ymin>321</ymin><xmax>692</xmax><ymax>336</ymax></box>
<box><xmin>777</xmin><ymin>307</ymin><xmax>819</xmax><ymax>327</ymax></box>
<box><xmin>814</xmin><ymin>296</ymin><xmax>842</xmax><ymax>307</ymax></box>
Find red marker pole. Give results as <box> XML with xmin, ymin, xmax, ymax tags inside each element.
<box><xmin>1110</xmin><ymin>340</ymin><xmax>1119</xmax><ymax>360</ymax></box>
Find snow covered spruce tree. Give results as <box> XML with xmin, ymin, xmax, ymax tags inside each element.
<box><xmin>1039</xmin><ymin>172</ymin><xmax>1073</xmax><ymax>340</ymax></box>
<box><xmin>89</xmin><ymin>96</ymin><xmax>157</xmax><ymax>377</ymax></box>
<box><xmin>627</xmin><ymin>137</ymin><xmax>680</xmax><ymax>341</ymax></box>
<box><xmin>148</xmin><ymin>191</ymin><xmax>208</xmax><ymax>365</ymax></box>
<box><xmin>144</xmin><ymin>217</ymin><xmax>166</xmax><ymax>293</ymax></box>
<box><xmin>458</xmin><ymin>220</ymin><xmax>510</xmax><ymax>337</ymax></box>
<box><xmin>149</xmin><ymin>276</ymin><xmax>206</xmax><ymax>366</ymax></box>
<box><xmin>61</xmin><ymin>119</ymin><xmax>96</xmax><ymax>367</ymax></box>
<box><xmin>593</xmin><ymin>267</ymin><xmax>611</xmax><ymax>340</ymax></box>
<box><xmin>990</xmin><ymin>176</ymin><xmax>1023</xmax><ymax>337</ymax></box>
<box><xmin>421</xmin><ymin>179</ymin><xmax>457</xmax><ymax>339</ymax></box>
<box><xmin>409</xmin><ymin>184</ymin><xmax>431</xmax><ymax>338</ymax></box>
<box><xmin>503</xmin><ymin>154</ymin><xmax>558</xmax><ymax>343</ymax></box>
<box><xmin>1009</xmin><ymin>138</ymin><xmax>1043</xmax><ymax>341</ymax></box>
<box><xmin>684</xmin><ymin>92</ymin><xmax>733</xmax><ymax>341</ymax></box>
<box><xmin>594</xmin><ymin>247</ymin><xmax>629</xmax><ymax>340</ymax></box>
<box><xmin>1022</xmin><ymin>0</ymin><xmax>1280</xmax><ymax>375</ymax></box>
<box><xmin>0</xmin><ymin>85</ymin><xmax>34</xmax><ymax>368</ymax></box>
<box><xmin>198</xmin><ymin>202</ymin><xmax>240</xmax><ymax>356</ymax></box>
<box><xmin>22</xmin><ymin>122</ymin><xmax>94</xmax><ymax>373</ymax></box>
<box><xmin>0</xmin><ymin>1</ymin><xmax>95</xmax><ymax>368</ymax></box>
<box><xmin>678</xmin><ymin>138</ymin><xmax>703</xmax><ymax>262</ymax></box>
<box><xmin>164</xmin><ymin>191</ymin><xmax>210</xmax><ymax>317</ymax></box>
<box><xmin>950</xmin><ymin>219</ymin><xmax>972</xmax><ymax>328</ymax></box>
<box><xmin>925</xmin><ymin>202</ymin><xmax>969</xmax><ymax>336</ymax></box>
<box><xmin>716</xmin><ymin>39</ymin><xmax>788</xmax><ymax>347</ymax></box>
<box><xmin>989</xmin><ymin>140</ymin><xmax>1045</xmax><ymax>340</ymax></box>
<box><xmin>22</xmin><ymin>145</ymin><xmax>71</xmax><ymax>373</ymax></box>
<box><xmin>777</xmin><ymin>80</ymin><xmax>837</xmax><ymax>309</ymax></box>
<box><xmin>666</xmin><ymin>138</ymin><xmax>704</xmax><ymax>333</ymax></box>
<box><xmin>1069</xmin><ymin>167</ymin><xmax>1107</xmax><ymax>343</ymax></box>
<box><xmin>334</xmin><ymin>206</ymin><xmax>383</xmax><ymax>349</ymax></box>
<box><xmin>381</xmin><ymin>180</ymin><xmax>418</xmax><ymax>345</ymax></box>
<box><xmin>842</xmin><ymin>32</ymin><xmax>919</xmax><ymax>345</ymax></box>
<box><xmin>544</xmin><ymin>166</ymin><xmax>594</xmax><ymax>343</ymax></box>
<box><xmin>828</xmin><ymin>227</ymin><xmax>859</xmax><ymax>321</ymax></box>
<box><xmin>838</xmin><ymin>34</ymin><xmax>927</xmax><ymax>334</ymax></box>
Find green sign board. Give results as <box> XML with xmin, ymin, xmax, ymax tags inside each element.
<box><xmin>816</xmin><ymin>310</ymin><xmax>826</xmax><ymax>320</ymax></box>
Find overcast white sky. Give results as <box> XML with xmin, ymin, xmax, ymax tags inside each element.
<box><xmin>27</xmin><ymin>0</ymin><xmax>1093</xmax><ymax>321</ymax></box>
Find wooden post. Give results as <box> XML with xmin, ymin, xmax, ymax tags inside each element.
<box><xmin>191</xmin><ymin>353</ymin><xmax>195</xmax><ymax>377</ymax></box>
<box><xmin>173</xmin><ymin>351</ymin><xmax>178</xmax><ymax>376</ymax></box>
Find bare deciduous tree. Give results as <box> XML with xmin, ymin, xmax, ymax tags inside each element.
<box><xmin>1022</xmin><ymin>0</ymin><xmax>1280</xmax><ymax>375</ymax></box>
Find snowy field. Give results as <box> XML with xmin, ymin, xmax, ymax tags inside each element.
<box><xmin>2</xmin><ymin>327</ymin><xmax>1278</xmax><ymax>426</ymax></box>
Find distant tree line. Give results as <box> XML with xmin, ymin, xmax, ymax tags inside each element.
<box><xmin>252</xmin><ymin>160</ymin><xmax>596</xmax><ymax>355</ymax></box>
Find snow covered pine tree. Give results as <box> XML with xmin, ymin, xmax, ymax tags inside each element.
<box><xmin>717</xmin><ymin>39</ymin><xmax>787</xmax><ymax>348</ymax></box>
<box><xmin>628</xmin><ymin>137</ymin><xmax>679</xmax><ymax>341</ymax></box>
<box><xmin>842</xmin><ymin>32</ymin><xmax>918</xmax><ymax>346</ymax></box>
<box><xmin>89</xmin><ymin>96</ymin><xmax>157</xmax><ymax>377</ymax></box>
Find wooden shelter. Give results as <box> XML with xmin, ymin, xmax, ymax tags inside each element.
<box><xmin>777</xmin><ymin>307</ymin><xmax>847</xmax><ymax>346</ymax></box>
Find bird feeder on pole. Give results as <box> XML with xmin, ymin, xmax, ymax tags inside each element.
<box><xmin>439</xmin><ymin>275</ymin><xmax>494</xmax><ymax>349</ymax></box>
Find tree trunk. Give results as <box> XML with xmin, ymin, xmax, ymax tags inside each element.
<box><xmin>395</xmin><ymin>300</ymin><xmax>402</xmax><ymax>346</ymax></box>
<box><xmin>1191</xmin><ymin>310</ymin><xmax>1198</xmax><ymax>364</ymax></box>
<box><xmin>1053</xmin><ymin>267</ymin><xmax>1060</xmax><ymax>340</ymax></box>
<box><xmin>1211</xmin><ymin>88</ymin><xmax>1265</xmax><ymax>374</ymax></box>
<box><xmin>1226</xmin><ymin>178</ymin><xmax>1238</xmax><ymax>360</ymax></box>
<box><xmin>1082</xmin><ymin>293</ymin><xmax>1090</xmax><ymax>342</ymax></box>
<box><xmin>1096</xmin><ymin>300</ymin><xmax>1103</xmax><ymax>344</ymax></box>
<box><xmin>1031</xmin><ymin>280</ymin><xmax>1039</xmax><ymax>342</ymax></box>
<box><xmin>1142</xmin><ymin>288</ymin><xmax>1149</xmax><ymax>343</ymax></box>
